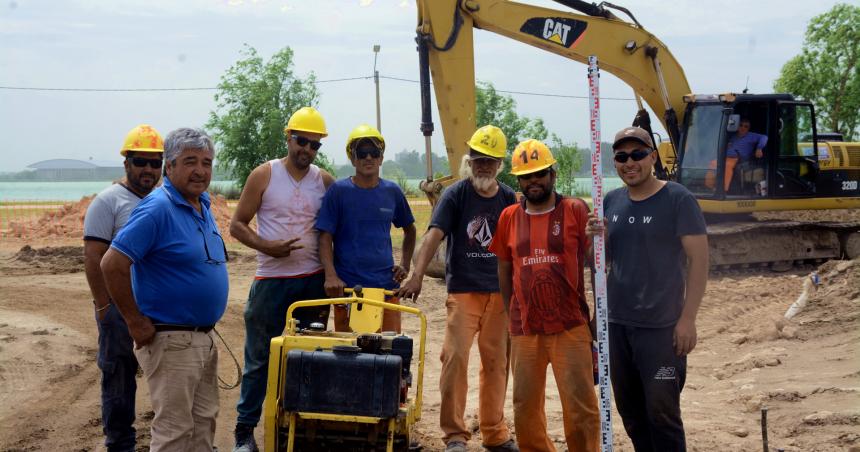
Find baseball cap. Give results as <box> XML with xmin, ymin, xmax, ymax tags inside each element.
<box><xmin>612</xmin><ymin>127</ymin><xmax>654</xmax><ymax>150</ymax></box>
<box><xmin>469</xmin><ymin>148</ymin><xmax>501</xmax><ymax>161</ymax></box>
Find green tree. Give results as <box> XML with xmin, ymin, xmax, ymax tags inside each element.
<box><xmin>206</xmin><ymin>45</ymin><xmax>335</xmax><ymax>187</ymax></box>
<box><xmin>475</xmin><ymin>81</ymin><xmax>549</xmax><ymax>188</ymax></box>
<box><xmin>549</xmin><ymin>134</ymin><xmax>586</xmax><ymax>196</ymax></box>
<box><xmin>774</xmin><ymin>4</ymin><xmax>860</xmax><ymax>140</ymax></box>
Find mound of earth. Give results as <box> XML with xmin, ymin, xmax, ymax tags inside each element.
<box><xmin>3</xmin><ymin>245</ymin><xmax>85</xmax><ymax>274</ymax></box>
<box><xmin>7</xmin><ymin>191</ymin><xmax>239</xmax><ymax>243</ymax></box>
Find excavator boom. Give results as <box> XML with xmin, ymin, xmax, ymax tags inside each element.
<box><xmin>416</xmin><ymin>0</ymin><xmax>691</xmax><ymax>181</ymax></box>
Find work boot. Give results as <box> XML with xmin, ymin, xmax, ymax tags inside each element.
<box><xmin>483</xmin><ymin>439</ymin><xmax>520</xmax><ymax>452</ymax></box>
<box><xmin>232</xmin><ymin>423</ymin><xmax>258</xmax><ymax>452</ymax></box>
<box><xmin>445</xmin><ymin>440</ymin><xmax>468</xmax><ymax>452</ymax></box>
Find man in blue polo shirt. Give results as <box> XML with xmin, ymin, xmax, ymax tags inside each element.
<box><xmin>101</xmin><ymin>128</ymin><xmax>228</xmax><ymax>452</ymax></box>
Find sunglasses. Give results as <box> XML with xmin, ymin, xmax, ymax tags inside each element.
<box><xmin>127</xmin><ymin>157</ymin><xmax>163</xmax><ymax>169</ymax></box>
<box><xmin>517</xmin><ymin>168</ymin><xmax>550</xmax><ymax>180</ymax></box>
<box><xmin>355</xmin><ymin>147</ymin><xmax>382</xmax><ymax>160</ymax></box>
<box><xmin>613</xmin><ymin>149</ymin><xmax>652</xmax><ymax>163</ymax></box>
<box><xmin>291</xmin><ymin>134</ymin><xmax>322</xmax><ymax>151</ymax></box>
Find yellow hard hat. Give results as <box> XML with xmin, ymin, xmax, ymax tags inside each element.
<box><xmin>510</xmin><ymin>139</ymin><xmax>556</xmax><ymax>175</ymax></box>
<box><xmin>120</xmin><ymin>124</ymin><xmax>164</xmax><ymax>156</ymax></box>
<box><xmin>284</xmin><ymin>107</ymin><xmax>328</xmax><ymax>137</ymax></box>
<box><xmin>345</xmin><ymin>124</ymin><xmax>385</xmax><ymax>158</ymax></box>
<box><xmin>466</xmin><ymin>125</ymin><xmax>507</xmax><ymax>159</ymax></box>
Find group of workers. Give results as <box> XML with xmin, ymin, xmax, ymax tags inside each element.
<box><xmin>83</xmin><ymin>106</ymin><xmax>708</xmax><ymax>452</ymax></box>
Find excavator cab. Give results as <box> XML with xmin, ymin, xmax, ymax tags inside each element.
<box><xmin>677</xmin><ymin>93</ymin><xmax>821</xmax><ymax>205</ymax></box>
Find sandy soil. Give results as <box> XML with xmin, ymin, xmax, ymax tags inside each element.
<box><xmin>0</xmin><ymin>238</ymin><xmax>858</xmax><ymax>452</ymax></box>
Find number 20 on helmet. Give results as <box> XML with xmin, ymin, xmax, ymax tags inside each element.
<box><xmin>510</xmin><ymin>139</ymin><xmax>556</xmax><ymax>175</ymax></box>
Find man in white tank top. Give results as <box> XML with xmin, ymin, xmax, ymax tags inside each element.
<box><xmin>228</xmin><ymin>107</ymin><xmax>335</xmax><ymax>452</ymax></box>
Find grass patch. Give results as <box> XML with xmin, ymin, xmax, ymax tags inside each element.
<box><xmin>392</xmin><ymin>201</ymin><xmax>431</xmax><ymax>249</ymax></box>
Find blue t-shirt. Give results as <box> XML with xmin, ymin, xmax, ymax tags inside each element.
<box><xmin>315</xmin><ymin>177</ymin><xmax>415</xmax><ymax>290</ymax></box>
<box><xmin>111</xmin><ymin>178</ymin><xmax>229</xmax><ymax>326</ymax></box>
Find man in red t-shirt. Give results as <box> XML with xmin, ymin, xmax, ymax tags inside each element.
<box><xmin>489</xmin><ymin>139</ymin><xmax>599</xmax><ymax>452</ymax></box>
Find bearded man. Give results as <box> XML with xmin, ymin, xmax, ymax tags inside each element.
<box><xmin>397</xmin><ymin>126</ymin><xmax>519</xmax><ymax>452</ymax></box>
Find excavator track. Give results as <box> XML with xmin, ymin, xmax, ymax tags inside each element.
<box><xmin>706</xmin><ymin>219</ymin><xmax>860</xmax><ymax>273</ymax></box>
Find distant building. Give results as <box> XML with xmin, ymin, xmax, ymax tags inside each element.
<box><xmin>26</xmin><ymin>159</ymin><xmax>125</xmax><ymax>181</ymax></box>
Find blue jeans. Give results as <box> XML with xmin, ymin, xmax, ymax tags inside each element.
<box><xmin>236</xmin><ymin>274</ymin><xmax>329</xmax><ymax>427</ymax></box>
<box><xmin>96</xmin><ymin>304</ymin><xmax>138</xmax><ymax>452</ymax></box>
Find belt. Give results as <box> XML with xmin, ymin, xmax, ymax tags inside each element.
<box><xmin>153</xmin><ymin>324</ymin><xmax>215</xmax><ymax>333</ymax></box>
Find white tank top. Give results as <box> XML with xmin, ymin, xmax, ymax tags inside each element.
<box><xmin>256</xmin><ymin>160</ymin><xmax>326</xmax><ymax>278</ymax></box>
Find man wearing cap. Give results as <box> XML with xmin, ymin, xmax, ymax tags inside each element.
<box><xmin>101</xmin><ymin>128</ymin><xmax>229</xmax><ymax>452</ymax></box>
<box><xmin>397</xmin><ymin>125</ymin><xmax>518</xmax><ymax>452</ymax></box>
<box><xmin>586</xmin><ymin>126</ymin><xmax>708</xmax><ymax>451</ymax></box>
<box><xmin>84</xmin><ymin>124</ymin><xmax>164</xmax><ymax>452</ymax></box>
<box><xmin>229</xmin><ymin>106</ymin><xmax>335</xmax><ymax>452</ymax></box>
<box><xmin>489</xmin><ymin>139</ymin><xmax>599</xmax><ymax>452</ymax></box>
<box><xmin>316</xmin><ymin>124</ymin><xmax>416</xmax><ymax>333</ymax></box>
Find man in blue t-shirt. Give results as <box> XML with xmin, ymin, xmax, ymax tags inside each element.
<box><xmin>587</xmin><ymin>127</ymin><xmax>708</xmax><ymax>452</ymax></box>
<box><xmin>316</xmin><ymin>124</ymin><xmax>416</xmax><ymax>332</ymax></box>
<box><xmin>101</xmin><ymin>128</ymin><xmax>229</xmax><ymax>452</ymax></box>
<box><xmin>396</xmin><ymin>125</ymin><xmax>518</xmax><ymax>452</ymax></box>
<box><xmin>726</xmin><ymin>118</ymin><xmax>768</xmax><ymax>192</ymax></box>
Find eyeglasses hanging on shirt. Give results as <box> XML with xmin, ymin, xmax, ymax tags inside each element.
<box><xmin>199</xmin><ymin>227</ymin><xmax>229</xmax><ymax>265</ymax></box>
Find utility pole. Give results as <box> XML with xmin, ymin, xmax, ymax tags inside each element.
<box><xmin>373</xmin><ymin>44</ymin><xmax>382</xmax><ymax>132</ymax></box>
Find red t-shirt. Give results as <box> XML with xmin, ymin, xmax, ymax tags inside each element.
<box><xmin>489</xmin><ymin>196</ymin><xmax>590</xmax><ymax>335</ymax></box>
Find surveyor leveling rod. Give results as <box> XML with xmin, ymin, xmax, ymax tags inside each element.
<box><xmin>588</xmin><ymin>54</ymin><xmax>614</xmax><ymax>452</ymax></box>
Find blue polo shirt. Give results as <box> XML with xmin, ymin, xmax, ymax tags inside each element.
<box><xmin>727</xmin><ymin>131</ymin><xmax>768</xmax><ymax>161</ymax></box>
<box><xmin>315</xmin><ymin>177</ymin><xmax>414</xmax><ymax>290</ymax></box>
<box><xmin>111</xmin><ymin>178</ymin><xmax>229</xmax><ymax>326</ymax></box>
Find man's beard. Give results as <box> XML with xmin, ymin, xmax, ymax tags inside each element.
<box><xmin>127</xmin><ymin>171</ymin><xmax>159</xmax><ymax>194</ymax></box>
<box><xmin>460</xmin><ymin>155</ymin><xmax>498</xmax><ymax>192</ymax></box>
<box><xmin>471</xmin><ymin>175</ymin><xmax>496</xmax><ymax>192</ymax></box>
<box><xmin>523</xmin><ymin>183</ymin><xmax>552</xmax><ymax>204</ymax></box>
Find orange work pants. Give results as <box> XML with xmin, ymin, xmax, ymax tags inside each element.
<box><xmin>511</xmin><ymin>325</ymin><xmax>599</xmax><ymax>452</ymax></box>
<box><xmin>439</xmin><ymin>292</ymin><xmax>511</xmax><ymax>446</ymax></box>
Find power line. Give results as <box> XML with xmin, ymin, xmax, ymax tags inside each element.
<box><xmin>379</xmin><ymin>75</ymin><xmax>635</xmax><ymax>101</ymax></box>
<box><xmin>0</xmin><ymin>74</ymin><xmax>634</xmax><ymax>101</ymax></box>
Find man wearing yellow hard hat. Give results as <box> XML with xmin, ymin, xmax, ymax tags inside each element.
<box><xmin>230</xmin><ymin>106</ymin><xmax>336</xmax><ymax>452</ymax></box>
<box><xmin>83</xmin><ymin>124</ymin><xmax>164</xmax><ymax>452</ymax></box>
<box><xmin>489</xmin><ymin>139</ymin><xmax>600</xmax><ymax>452</ymax></box>
<box><xmin>316</xmin><ymin>124</ymin><xmax>416</xmax><ymax>333</ymax></box>
<box><xmin>396</xmin><ymin>125</ymin><xmax>519</xmax><ymax>452</ymax></box>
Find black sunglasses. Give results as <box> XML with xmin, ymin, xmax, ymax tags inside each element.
<box><xmin>291</xmin><ymin>134</ymin><xmax>322</xmax><ymax>151</ymax></box>
<box><xmin>355</xmin><ymin>147</ymin><xmax>382</xmax><ymax>160</ymax></box>
<box><xmin>614</xmin><ymin>149</ymin><xmax>652</xmax><ymax>163</ymax></box>
<box><xmin>199</xmin><ymin>227</ymin><xmax>229</xmax><ymax>265</ymax></box>
<box><xmin>517</xmin><ymin>168</ymin><xmax>550</xmax><ymax>180</ymax></box>
<box><xmin>127</xmin><ymin>157</ymin><xmax>163</xmax><ymax>169</ymax></box>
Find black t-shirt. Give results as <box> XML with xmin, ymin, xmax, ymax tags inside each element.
<box><xmin>605</xmin><ymin>181</ymin><xmax>707</xmax><ymax>327</ymax></box>
<box><xmin>430</xmin><ymin>179</ymin><xmax>517</xmax><ymax>292</ymax></box>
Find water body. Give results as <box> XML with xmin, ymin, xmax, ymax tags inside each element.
<box><xmin>0</xmin><ymin>178</ymin><xmax>623</xmax><ymax>201</ymax></box>
<box><xmin>0</xmin><ymin>180</ymin><xmax>238</xmax><ymax>201</ymax></box>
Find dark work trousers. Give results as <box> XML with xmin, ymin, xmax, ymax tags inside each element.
<box><xmin>236</xmin><ymin>274</ymin><xmax>330</xmax><ymax>427</ymax></box>
<box><xmin>609</xmin><ymin>323</ymin><xmax>687</xmax><ymax>452</ymax></box>
<box><xmin>96</xmin><ymin>304</ymin><xmax>138</xmax><ymax>452</ymax></box>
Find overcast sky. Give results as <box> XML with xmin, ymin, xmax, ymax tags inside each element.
<box><xmin>0</xmin><ymin>0</ymin><xmax>848</xmax><ymax>173</ymax></box>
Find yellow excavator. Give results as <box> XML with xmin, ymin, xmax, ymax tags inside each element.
<box><xmin>414</xmin><ymin>0</ymin><xmax>860</xmax><ymax>270</ymax></box>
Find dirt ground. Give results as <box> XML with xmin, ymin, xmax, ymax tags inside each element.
<box><xmin>0</xmin><ymin>237</ymin><xmax>858</xmax><ymax>452</ymax></box>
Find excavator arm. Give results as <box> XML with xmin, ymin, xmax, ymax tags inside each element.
<box><xmin>416</xmin><ymin>0</ymin><xmax>692</xmax><ymax>193</ymax></box>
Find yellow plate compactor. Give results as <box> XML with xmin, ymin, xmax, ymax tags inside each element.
<box><xmin>262</xmin><ymin>286</ymin><xmax>426</xmax><ymax>451</ymax></box>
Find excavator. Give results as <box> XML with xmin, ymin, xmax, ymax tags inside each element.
<box><xmin>414</xmin><ymin>0</ymin><xmax>860</xmax><ymax>271</ymax></box>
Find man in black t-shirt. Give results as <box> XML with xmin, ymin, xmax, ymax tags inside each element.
<box><xmin>586</xmin><ymin>127</ymin><xmax>709</xmax><ymax>452</ymax></box>
<box><xmin>397</xmin><ymin>126</ymin><xmax>519</xmax><ymax>452</ymax></box>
